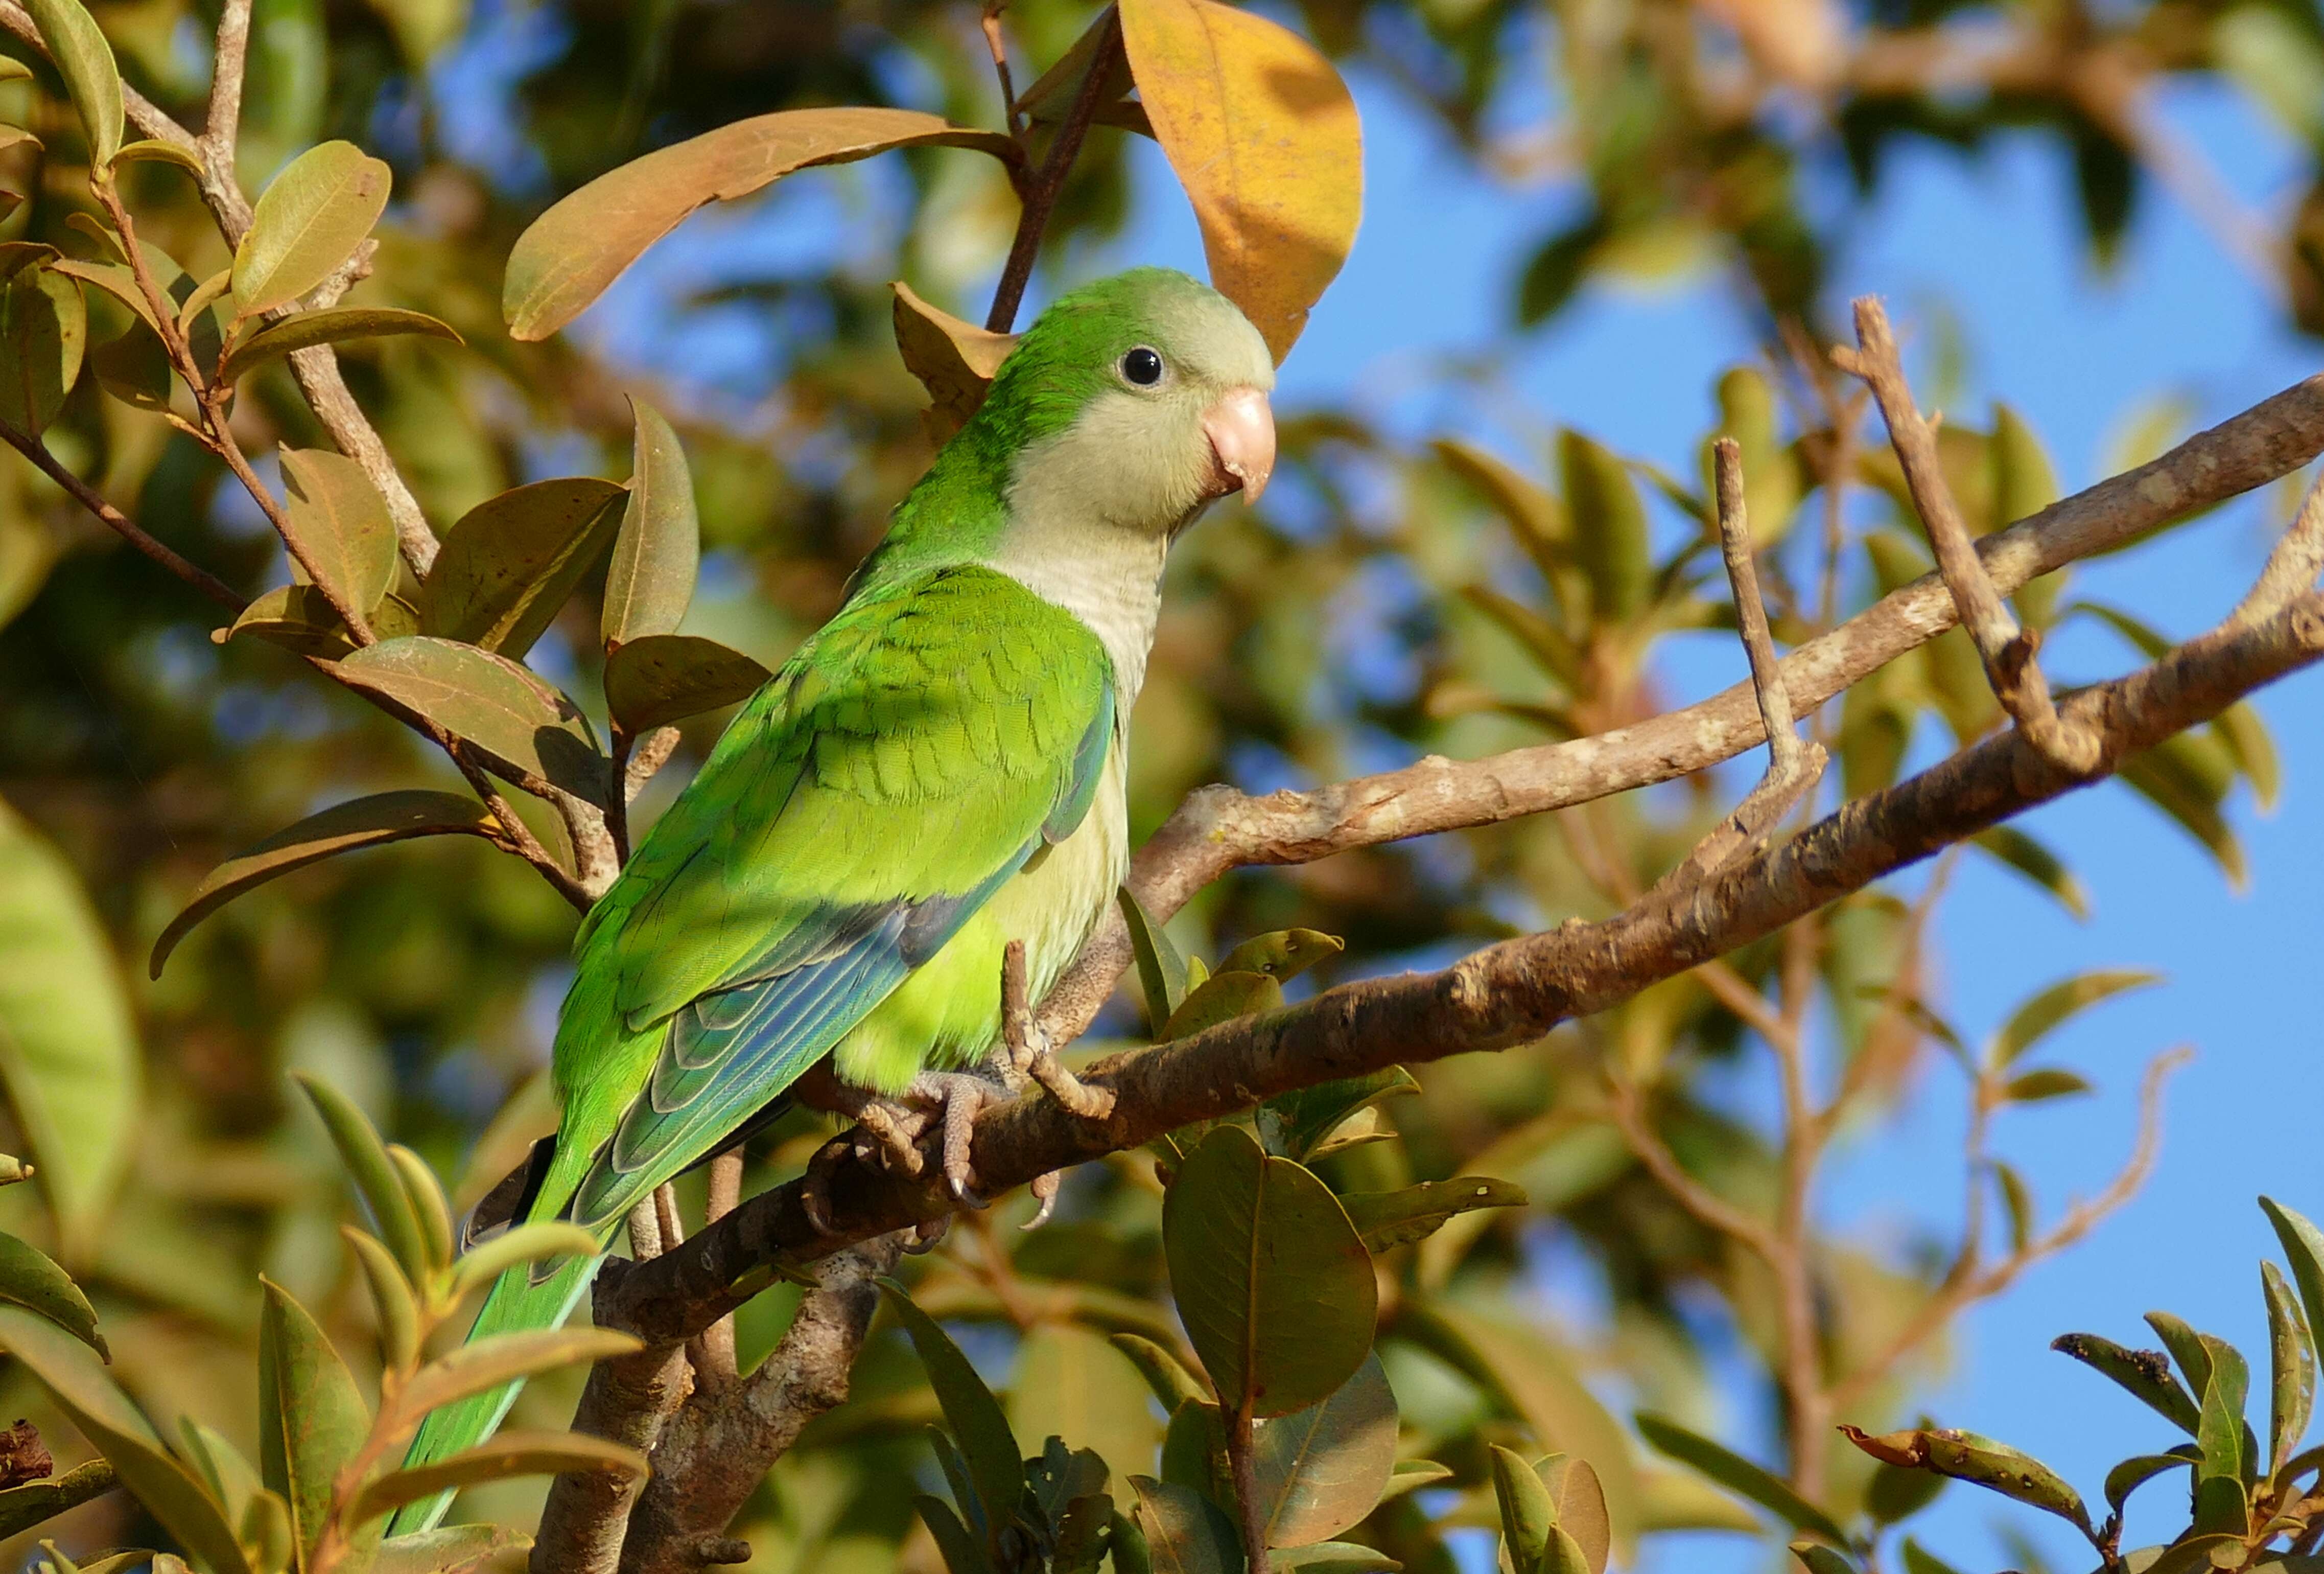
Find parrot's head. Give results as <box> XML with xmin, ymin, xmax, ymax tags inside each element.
<box><xmin>980</xmin><ymin>267</ymin><xmax>1277</xmax><ymax>539</ymax></box>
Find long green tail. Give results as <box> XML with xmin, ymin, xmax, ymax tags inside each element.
<box><xmin>385</xmin><ymin>1250</ymin><xmax>603</xmax><ymax>1537</ymax></box>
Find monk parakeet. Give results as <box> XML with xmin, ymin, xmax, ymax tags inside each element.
<box><xmin>390</xmin><ymin>267</ymin><xmax>1275</xmax><ymax>1529</ymax></box>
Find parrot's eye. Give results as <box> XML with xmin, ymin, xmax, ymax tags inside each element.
<box><xmin>1120</xmin><ymin>346</ymin><xmax>1165</xmax><ymax>386</ymax></box>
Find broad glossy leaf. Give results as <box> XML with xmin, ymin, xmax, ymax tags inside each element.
<box><xmin>233</xmin><ymin>142</ymin><xmax>392</xmax><ymax>316</ymax></box>
<box><xmin>2195</xmin><ymin>1336</ymin><xmax>2249</xmax><ymax>1485</ymax></box>
<box><xmin>1969</xmin><ymin>826</ymin><xmax>2090</xmax><ymax>920</ymax></box>
<box><xmin>1251</xmin><ymin>1354</ymin><xmax>1397</xmax><ymax>1547</ymax></box>
<box><xmin>892</xmin><ymin>282</ymin><xmax>1017</xmax><ymax>442</ymax></box>
<box><xmin>1025</xmin><ymin>1436</ymin><xmax>1111</xmax><ymax>1531</ymax></box>
<box><xmin>2052</xmin><ymin>1332</ymin><xmax>2200</xmax><ymax>1431</ymax></box>
<box><xmin>0</xmin><ymin>1460</ymin><xmax>118</xmax><ymax>1538</ymax></box>
<box><xmin>50</xmin><ymin>258</ymin><xmax>160</xmax><ymax>335</ymax></box>
<box><xmin>1639</xmin><ymin>1414</ymin><xmax>1847</xmax><ymax>1546</ymax></box>
<box><xmin>259</xmin><ymin>1278</ymin><xmax>371</xmax><ymax>1569</ymax></box>
<box><xmin>0</xmin><ymin>798</ymin><xmax>141</xmax><ymax>1260</ymax></box>
<box><xmin>1534</xmin><ymin>1455</ymin><xmax>1610</xmax><ymax>1574</ymax></box>
<box><xmin>1991</xmin><ymin>969</ymin><xmax>2162</xmax><ymax>1066</ymax></box>
<box><xmin>333</xmin><ymin>637</ymin><xmax>609</xmax><ymax>804</ymax></box>
<box><xmin>0</xmin><ymin>1306</ymin><xmax>252</xmax><ymax>1574</ymax></box>
<box><xmin>109</xmin><ymin>138</ymin><xmax>204</xmax><ymax>175</ymax></box>
<box><xmin>0</xmin><ymin>266</ymin><xmax>86</xmax><ymax>436</ymax></box>
<box><xmin>1113</xmin><ymin>1332</ymin><xmax>1209</xmax><ymax>1414</ymax></box>
<box><xmin>296</xmin><ymin>1072</ymin><xmax>431</xmax><ymax>1287</ymax></box>
<box><xmin>600</xmin><ymin>398</ymin><xmax>698</xmax><ymax>646</ymax></box>
<box><xmin>0</xmin><ymin>1231</ymin><xmax>103</xmax><ymax>1355</ymax></box>
<box><xmin>1128</xmin><ymin>1476</ymin><xmax>1243</xmax><ymax>1574</ymax></box>
<box><xmin>1119</xmin><ymin>0</ymin><xmax>1360</xmax><ymax>359</ymax></box>
<box><xmin>221</xmin><ymin>307</ymin><xmax>460</xmax><ymax>383</ymax></box>
<box><xmin>1837</xmin><ymin>1425</ymin><xmax>2091</xmax><ymax>1535</ymax></box>
<box><xmin>880</xmin><ymin>1280</ymin><xmax>1025</xmax><ymax>1526</ymax></box>
<box><xmin>2263</xmin><ymin>1260</ymin><xmax>2314</xmax><ymax>1475</ymax></box>
<box><xmin>2148</xmin><ymin>1312</ymin><xmax>2216</xmax><ymax>1397</ymax></box>
<box><xmin>22</xmin><ymin>0</ymin><xmax>121</xmax><ymax>168</ymax></box>
<box><xmin>89</xmin><ymin>321</ymin><xmax>169</xmax><ymax>411</ymax></box>
<box><xmin>421</xmin><ymin>478</ymin><xmax>627</xmax><ymax>657</ymax></box>
<box><xmin>1121</xmin><ymin>888</ymin><xmax>1191</xmax><ymax>1029</ymax></box>
<box><xmin>1339</xmin><ymin>1178</ymin><xmax>1525</xmax><ymax>1252</ymax></box>
<box><xmin>1255</xmin><ymin>1069</ymin><xmax>1418</xmax><ymax>1164</ymax></box>
<box><xmin>1216</xmin><ymin>931</ymin><xmax>1344</xmax><ymax>984</ymax></box>
<box><xmin>397</xmin><ymin>1327</ymin><xmax>643</xmax><ymax>1422</ymax></box>
<box><xmin>374</xmin><ymin>1523</ymin><xmax>532</xmax><ymax>1574</ymax></box>
<box><xmin>1161</xmin><ymin>970</ymin><xmax>1283</xmax><ymax>1042</ymax></box>
<box><xmin>219</xmin><ymin>583</ymin><xmax>356</xmax><ymax>659</ymax></box>
<box><xmin>1490</xmin><ymin>1444</ymin><xmax>1554</xmax><ymax>1571</ymax></box>
<box><xmin>1011</xmin><ymin>1322</ymin><xmax>1160</xmax><ymax>1497</ymax></box>
<box><xmin>504</xmin><ymin>109</ymin><xmax>1016</xmax><ymax>340</ymax></box>
<box><xmin>1162</xmin><ymin>1125</ymin><xmax>1375</xmax><ymax>1418</ymax></box>
<box><xmin>603</xmin><ymin>635</ymin><xmax>770</xmax><ymax>735</ymax></box>
<box><xmin>281</xmin><ymin>447</ymin><xmax>401</xmax><ymax>618</ymax></box>
<box><xmin>1557</xmin><ymin>430</ymin><xmax>1652</xmax><ymax>624</ymax></box>
<box><xmin>349</xmin><ymin>1430</ymin><xmax>645</xmax><ymax>1523</ymax></box>
<box><xmin>152</xmin><ymin>790</ymin><xmax>499</xmax><ymax>977</ymax></box>
<box><xmin>448</xmin><ymin>1221</ymin><xmax>600</xmax><ymax>1300</ymax></box>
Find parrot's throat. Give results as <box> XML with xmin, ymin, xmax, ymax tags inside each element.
<box><xmin>982</xmin><ymin>520</ymin><xmax>1166</xmax><ymax>704</ymax></box>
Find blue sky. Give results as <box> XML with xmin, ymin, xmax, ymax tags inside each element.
<box><xmin>540</xmin><ymin>27</ymin><xmax>2323</xmax><ymax>1570</ymax></box>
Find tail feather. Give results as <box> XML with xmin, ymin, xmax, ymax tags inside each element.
<box><xmin>385</xmin><ymin>1250</ymin><xmax>603</xmax><ymax>1537</ymax></box>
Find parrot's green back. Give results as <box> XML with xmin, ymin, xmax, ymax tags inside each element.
<box><xmin>391</xmin><ymin>269</ymin><xmax>1274</xmax><ymax>1534</ymax></box>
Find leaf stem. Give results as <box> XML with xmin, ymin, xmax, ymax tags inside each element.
<box><xmin>0</xmin><ymin>416</ymin><xmax>244</xmax><ymax>611</ymax></box>
<box><xmin>984</xmin><ymin>5</ymin><xmax>1120</xmax><ymax>333</ymax></box>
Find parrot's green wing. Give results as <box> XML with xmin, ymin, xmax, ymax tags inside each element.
<box><xmin>550</xmin><ymin>562</ymin><xmax>1115</xmax><ymax>1230</ymax></box>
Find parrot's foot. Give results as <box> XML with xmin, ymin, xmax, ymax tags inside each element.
<box><xmin>1017</xmin><ymin>1028</ymin><xmax>1116</xmax><ymax>1121</ymax></box>
<box><xmin>799</xmin><ymin>1136</ymin><xmax>852</xmax><ymax>1237</ymax></box>
<box><xmin>1023</xmin><ymin>1169</ymin><xmax>1062</xmax><ymax>1230</ymax></box>
<box><xmin>996</xmin><ymin>943</ymin><xmax>1115</xmax><ymax>1122</ymax></box>
<box><xmin>903</xmin><ymin>1215</ymin><xmax>951</xmax><ymax>1254</ymax></box>
<box><xmin>825</xmin><ymin>1069</ymin><xmax>1011</xmax><ymax>1206</ymax></box>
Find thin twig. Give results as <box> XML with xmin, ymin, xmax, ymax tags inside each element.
<box><xmin>984</xmin><ymin>6</ymin><xmax>1121</xmax><ymax>332</ymax></box>
<box><xmin>1603</xmin><ymin>1074</ymin><xmax>1781</xmax><ymax>1260</ymax></box>
<box><xmin>0</xmin><ymin>420</ymin><xmax>243</xmax><ymax>611</ymax></box>
<box><xmin>2236</xmin><ymin>466</ymin><xmax>2324</xmax><ymax>627</ymax></box>
<box><xmin>1714</xmin><ymin>437</ymin><xmax>1801</xmax><ymax>777</ymax></box>
<box><xmin>981</xmin><ymin>3</ymin><xmax>1025</xmax><ymax>143</ymax></box>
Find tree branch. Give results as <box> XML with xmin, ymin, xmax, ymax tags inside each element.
<box><xmin>984</xmin><ymin>6</ymin><xmax>1120</xmax><ymax>333</ymax></box>
<box><xmin>0</xmin><ymin>419</ymin><xmax>245</xmax><ymax>612</ymax></box>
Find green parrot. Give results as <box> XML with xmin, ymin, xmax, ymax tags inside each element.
<box><xmin>389</xmin><ymin>267</ymin><xmax>1275</xmax><ymax>1531</ymax></box>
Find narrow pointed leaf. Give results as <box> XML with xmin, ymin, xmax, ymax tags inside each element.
<box><xmin>1991</xmin><ymin>969</ymin><xmax>2161</xmax><ymax>1065</ymax></box>
<box><xmin>347</xmin><ymin>1230</ymin><xmax>418</xmax><ymax>1372</ymax></box>
<box><xmin>1837</xmin><ymin>1425</ymin><xmax>2091</xmax><ymax>1535</ymax></box>
<box><xmin>0</xmin><ymin>1231</ymin><xmax>104</xmax><ymax>1356</ymax></box>
<box><xmin>22</xmin><ymin>0</ymin><xmax>121</xmax><ymax>168</ymax></box>
<box><xmin>420</xmin><ymin>478</ymin><xmax>628</xmax><ymax>657</ymax></box>
<box><xmin>2052</xmin><ymin>1332</ymin><xmax>2201</xmax><ymax>1432</ymax></box>
<box><xmin>880</xmin><ymin>1280</ymin><xmax>1025</xmax><ymax>1530</ymax></box>
<box><xmin>1254</xmin><ymin>1069</ymin><xmax>1418</xmax><ymax>1164</ymax></box>
<box><xmin>1640</xmin><ymin>1415</ymin><xmax>1847</xmax><ymax>1545</ymax></box>
<box><xmin>296</xmin><ymin>1073</ymin><xmax>431</xmax><ymax>1284</ymax></box>
<box><xmin>259</xmin><ymin>1278</ymin><xmax>371</xmax><ymax>1569</ymax></box>
<box><xmin>601</xmin><ymin>398</ymin><xmax>698</xmax><ymax>645</ymax></box>
<box><xmin>397</xmin><ymin>1328</ymin><xmax>642</xmax><ymax>1422</ymax></box>
<box><xmin>220</xmin><ymin>583</ymin><xmax>358</xmax><ymax>660</ymax></box>
<box><xmin>1271</xmin><ymin>1546</ymin><xmax>1401</xmax><ymax>1571</ymax></box>
<box><xmin>1789</xmin><ymin>1543</ymin><xmax>1860</xmax><ymax>1574</ymax></box>
<box><xmin>449</xmin><ymin>1222</ymin><xmax>600</xmax><ymax>1300</ymax></box>
<box><xmin>0</xmin><ymin>1459</ymin><xmax>116</xmax><ymax>1537</ymax></box>
<box><xmin>2195</xmin><ymin>1336</ymin><xmax>2249</xmax><ymax>1485</ymax></box>
<box><xmin>914</xmin><ymin>1492</ymin><xmax>997</xmax><ymax>1574</ymax></box>
<box><xmin>233</xmin><ymin>142</ymin><xmax>391</xmax><ymax>316</ymax></box>
<box><xmin>349</xmin><ymin>1430</ymin><xmax>644</xmax><ymax>1523</ymax></box>
<box><xmin>1112</xmin><ymin>1332</ymin><xmax>1209</xmax><ymax>1414</ymax></box>
<box><xmin>504</xmin><ymin>110</ymin><xmax>1016</xmax><ymax>340</ymax></box>
<box><xmin>1120</xmin><ymin>888</ymin><xmax>1191</xmax><ymax>1029</ymax></box>
<box><xmin>1969</xmin><ymin>826</ymin><xmax>2090</xmax><ymax>919</ymax></box>
<box><xmin>332</xmin><ymin>637</ymin><xmax>609</xmax><ymax>805</ymax></box>
<box><xmin>1162</xmin><ymin>1125</ymin><xmax>1376</xmax><ymax>1418</ymax></box>
<box><xmin>221</xmin><ymin>307</ymin><xmax>461</xmax><ymax>383</ymax></box>
<box><xmin>109</xmin><ymin>138</ymin><xmax>204</xmax><ymax>175</ymax></box>
<box><xmin>2263</xmin><ymin>1199</ymin><xmax>2324</xmax><ymax>1384</ymax></box>
<box><xmin>2148</xmin><ymin>1312</ymin><xmax>2216</xmax><ymax>1397</ymax></box>
<box><xmin>1557</xmin><ymin>430</ymin><xmax>1652</xmax><ymax>623</ymax></box>
<box><xmin>373</xmin><ymin>1523</ymin><xmax>532</xmax><ymax>1574</ymax></box>
<box><xmin>2105</xmin><ymin>1452</ymin><xmax>2193</xmax><ymax>1515</ymax></box>
<box><xmin>1161</xmin><ymin>970</ymin><xmax>1283</xmax><ymax>1042</ymax></box>
<box><xmin>603</xmin><ymin>635</ymin><xmax>770</xmax><ymax>735</ymax></box>
<box><xmin>1339</xmin><ymin>1178</ymin><xmax>1526</xmax><ymax>1252</ymax></box>
<box><xmin>153</xmin><ymin>791</ymin><xmax>500</xmax><ymax>976</ymax></box>
<box><xmin>2263</xmin><ymin>1261</ymin><xmax>2314</xmax><ymax>1477</ymax></box>
<box><xmin>1490</xmin><ymin>1444</ymin><xmax>1556</xmax><ymax>1572</ymax></box>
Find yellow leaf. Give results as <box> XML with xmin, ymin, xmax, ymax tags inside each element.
<box><xmin>1120</xmin><ymin>0</ymin><xmax>1361</xmax><ymax>361</ymax></box>
<box><xmin>891</xmin><ymin>281</ymin><xmax>1018</xmax><ymax>442</ymax></box>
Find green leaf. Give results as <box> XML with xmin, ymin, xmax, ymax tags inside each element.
<box><xmin>1337</xmin><ymin>1178</ymin><xmax>1525</xmax><ymax>1252</ymax></box>
<box><xmin>221</xmin><ymin>307</ymin><xmax>461</xmax><ymax>383</ymax></box>
<box><xmin>1112</xmin><ymin>1332</ymin><xmax>1210</xmax><ymax>1415</ymax></box>
<box><xmin>232</xmin><ymin>142</ymin><xmax>392</xmax><ymax>316</ymax></box>
<box><xmin>448</xmin><ymin>1222</ymin><xmax>600</xmax><ymax>1301</ymax></box>
<box><xmin>1557</xmin><ymin>429</ymin><xmax>1651</xmax><ymax>623</ymax></box>
<box><xmin>333</xmin><ymin>637</ymin><xmax>609</xmax><ymax>805</ymax></box>
<box><xmin>1968</xmin><ymin>827</ymin><xmax>2089</xmax><ymax>920</ymax></box>
<box><xmin>397</xmin><ymin>1327</ymin><xmax>643</xmax><ymax>1422</ymax></box>
<box><xmin>89</xmin><ymin>320</ymin><xmax>170</xmax><ymax>411</ymax></box>
<box><xmin>880</xmin><ymin>1280</ymin><xmax>1026</xmax><ymax>1529</ymax></box>
<box><xmin>296</xmin><ymin>1071</ymin><xmax>432</xmax><ymax>1286</ymax></box>
<box><xmin>281</xmin><ymin>447</ymin><xmax>401</xmax><ymax>616</ymax></box>
<box><xmin>1161</xmin><ymin>1399</ymin><xmax>1228</xmax><ymax>1506</ymax></box>
<box><xmin>1162</xmin><ymin>1125</ymin><xmax>1376</xmax><ymax>1419</ymax></box>
<box><xmin>347</xmin><ymin>1227</ymin><xmax>420</xmax><ymax>1372</ymax></box>
<box><xmin>1215</xmin><ymin>931</ymin><xmax>1344</xmax><ymax>985</ymax></box>
<box><xmin>1269</xmin><ymin>1544</ymin><xmax>1400</xmax><ymax>1571</ymax></box>
<box><xmin>220</xmin><ymin>583</ymin><xmax>358</xmax><ymax>659</ymax></box>
<box><xmin>2264</xmin><ymin>1260</ymin><xmax>2315</xmax><ymax>1477</ymax></box>
<box><xmin>0</xmin><ymin>1306</ymin><xmax>253</xmax><ymax>1574</ymax></box>
<box><xmin>2052</xmin><ymin>1332</ymin><xmax>2201</xmax><ymax>1432</ymax></box>
<box><xmin>503</xmin><ymin>108</ymin><xmax>1016</xmax><ymax>341</ymax></box>
<box><xmin>151</xmin><ymin>791</ymin><xmax>500</xmax><ymax>977</ymax></box>
<box><xmin>22</xmin><ymin>0</ymin><xmax>122</xmax><ymax>168</ymax></box>
<box><xmin>603</xmin><ymin>635</ymin><xmax>771</xmax><ymax>735</ymax></box>
<box><xmin>1489</xmin><ymin>1445</ymin><xmax>1555</xmax><ymax>1573</ymax></box>
<box><xmin>1837</xmin><ymin>1425</ymin><xmax>2092</xmax><ymax>1536</ymax></box>
<box><xmin>1128</xmin><ymin>1475</ymin><xmax>1246</xmax><ymax>1574</ymax></box>
<box><xmin>2195</xmin><ymin>1336</ymin><xmax>2250</xmax><ymax>1486</ymax></box>
<box><xmin>1121</xmin><ymin>888</ymin><xmax>1192</xmax><ymax>1032</ymax></box>
<box><xmin>0</xmin><ymin>1461</ymin><xmax>119</xmax><ymax>1539</ymax></box>
<box><xmin>601</xmin><ymin>397</ymin><xmax>698</xmax><ymax>646</ymax></box>
<box><xmin>109</xmin><ymin>137</ymin><xmax>205</xmax><ymax>175</ymax></box>
<box><xmin>1990</xmin><ymin>969</ymin><xmax>2162</xmax><ymax>1066</ymax></box>
<box><xmin>1434</xmin><ymin>440</ymin><xmax>1567</xmax><ymax>580</ymax></box>
<box><xmin>1898</xmin><ymin>1539</ymin><xmax>1965</xmax><ymax>1574</ymax></box>
<box><xmin>2212</xmin><ymin>700</ymin><xmax>2280</xmax><ymax>812</ymax></box>
<box><xmin>260</xmin><ymin>1278</ymin><xmax>372</xmax><ymax>1570</ymax></box>
<box><xmin>373</xmin><ymin>1523</ymin><xmax>532</xmax><ymax>1574</ymax></box>
<box><xmin>0</xmin><ymin>798</ymin><xmax>141</xmax><ymax>1260</ymax></box>
<box><xmin>1789</xmin><ymin>1543</ymin><xmax>1860</xmax><ymax>1574</ymax></box>
<box><xmin>2104</xmin><ymin>1452</ymin><xmax>2193</xmax><ymax>1515</ymax></box>
<box><xmin>2002</xmin><ymin>1068</ymin><xmax>2092</xmax><ymax>1103</ymax></box>
<box><xmin>1254</xmin><ymin>1070</ymin><xmax>1419</xmax><ymax>1164</ymax></box>
<box><xmin>49</xmin><ymin>257</ymin><xmax>159</xmax><ymax>335</ymax></box>
<box><xmin>0</xmin><ymin>265</ymin><xmax>86</xmax><ymax>436</ymax></box>
<box><xmin>2263</xmin><ymin>1199</ymin><xmax>2324</xmax><ymax>1395</ymax></box>
<box><xmin>915</xmin><ymin>1491</ymin><xmax>998</xmax><ymax>1574</ymax></box>
<box><xmin>390</xmin><ymin>1143</ymin><xmax>455</xmax><ymax>1279</ymax></box>
<box><xmin>1010</xmin><ymin>1322</ymin><xmax>1161</xmax><ymax>1499</ymax></box>
<box><xmin>349</xmin><ymin>1430</ymin><xmax>645</xmax><ymax>1524</ymax></box>
<box><xmin>1251</xmin><ymin>1354</ymin><xmax>1397</xmax><ymax>1548</ymax></box>
<box><xmin>1865</xmin><ymin>1460</ymin><xmax>1945</xmax><ymax>1525</ymax></box>
<box><xmin>1161</xmin><ymin>970</ymin><xmax>1283</xmax><ymax>1043</ymax></box>
<box><xmin>0</xmin><ymin>1231</ymin><xmax>103</xmax><ymax>1356</ymax></box>
<box><xmin>2148</xmin><ymin>1312</ymin><xmax>2216</xmax><ymax>1398</ymax></box>
<box><xmin>1638</xmin><ymin>1414</ymin><xmax>1847</xmax><ymax>1546</ymax></box>
<box><xmin>2119</xmin><ymin>735</ymin><xmax>2245</xmax><ymax>884</ymax></box>
<box><xmin>1376</xmin><ymin>1461</ymin><xmax>1452</xmax><ymax>1503</ymax></box>
<box><xmin>420</xmin><ymin>478</ymin><xmax>629</xmax><ymax>657</ymax></box>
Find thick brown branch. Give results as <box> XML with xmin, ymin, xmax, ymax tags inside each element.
<box><xmin>607</xmin><ymin>587</ymin><xmax>2324</xmax><ymax>1345</ymax></box>
<box><xmin>1031</xmin><ymin>372</ymin><xmax>2324</xmax><ymax>1046</ymax></box>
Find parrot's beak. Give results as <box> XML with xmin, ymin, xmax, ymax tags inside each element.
<box><xmin>1201</xmin><ymin>386</ymin><xmax>1276</xmax><ymax>505</ymax></box>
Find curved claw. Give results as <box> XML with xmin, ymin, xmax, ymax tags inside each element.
<box><xmin>799</xmin><ymin>1138</ymin><xmax>850</xmax><ymax>1238</ymax></box>
<box><xmin>1022</xmin><ymin>1170</ymin><xmax>1061</xmax><ymax>1230</ymax></box>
